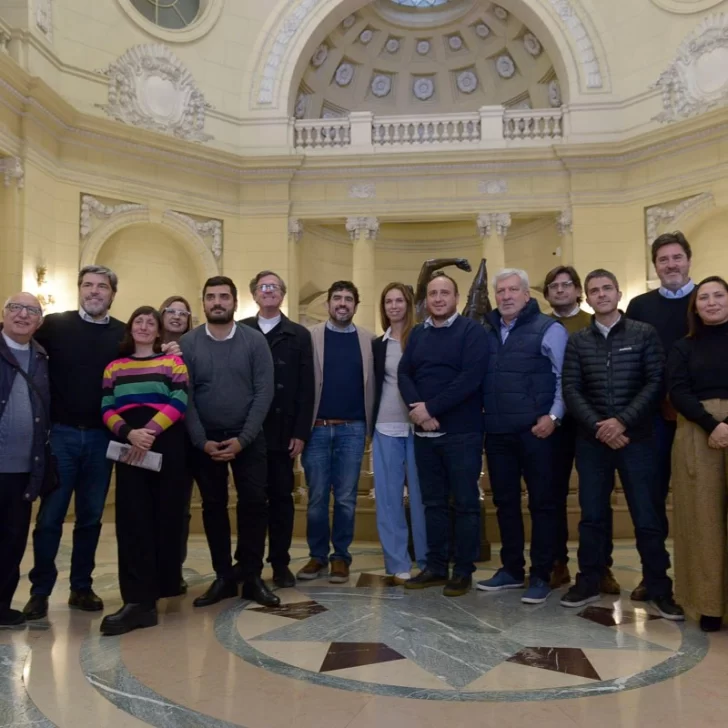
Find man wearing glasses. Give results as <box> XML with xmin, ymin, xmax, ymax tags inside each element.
<box><xmin>542</xmin><ymin>267</ymin><xmax>621</xmax><ymax>596</ymax></box>
<box><xmin>240</xmin><ymin>272</ymin><xmax>314</xmax><ymax>588</ymax></box>
<box><xmin>0</xmin><ymin>294</ymin><xmax>50</xmax><ymax>627</ymax></box>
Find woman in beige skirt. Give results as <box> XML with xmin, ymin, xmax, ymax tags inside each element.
<box><xmin>668</xmin><ymin>275</ymin><xmax>728</xmax><ymax>632</ymax></box>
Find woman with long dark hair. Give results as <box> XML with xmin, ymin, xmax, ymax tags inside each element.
<box><xmin>669</xmin><ymin>276</ymin><xmax>728</xmax><ymax>632</ymax></box>
<box><xmin>371</xmin><ymin>283</ymin><xmax>426</xmax><ymax>583</ymax></box>
<box><xmin>99</xmin><ymin>306</ymin><xmax>189</xmax><ymax>635</ymax></box>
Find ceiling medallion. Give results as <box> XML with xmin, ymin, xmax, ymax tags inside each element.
<box><xmin>493</xmin><ymin>5</ymin><xmax>509</xmax><ymax>20</ymax></box>
<box><xmin>413</xmin><ymin>77</ymin><xmax>435</xmax><ymax>100</ymax></box>
<box><xmin>311</xmin><ymin>45</ymin><xmax>328</xmax><ymax>68</ymax></box>
<box><xmin>335</xmin><ymin>63</ymin><xmax>355</xmax><ymax>87</ymax></box>
<box><xmin>475</xmin><ymin>23</ymin><xmax>491</xmax><ymax>38</ymax></box>
<box><xmin>371</xmin><ymin>74</ymin><xmax>392</xmax><ymax>97</ymax></box>
<box><xmin>416</xmin><ymin>39</ymin><xmax>431</xmax><ymax>55</ymax></box>
<box><xmin>342</xmin><ymin>15</ymin><xmax>356</xmax><ymax>29</ymax></box>
<box><xmin>457</xmin><ymin>70</ymin><xmax>478</xmax><ymax>94</ymax></box>
<box><xmin>359</xmin><ymin>29</ymin><xmax>374</xmax><ymax>44</ymax></box>
<box><xmin>448</xmin><ymin>35</ymin><xmax>464</xmax><ymax>50</ymax></box>
<box><xmin>386</xmin><ymin>37</ymin><xmax>400</xmax><ymax>53</ymax></box>
<box><xmin>523</xmin><ymin>33</ymin><xmax>542</xmax><ymax>56</ymax></box>
<box><xmin>496</xmin><ymin>55</ymin><xmax>516</xmax><ymax>78</ymax></box>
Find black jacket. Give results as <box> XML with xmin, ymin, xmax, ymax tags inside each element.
<box><xmin>240</xmin><ymin>314</ymin><xmax>315</xmax><ymax>451</ymax></box>
<box><xmin>562</xmin><ymin>315</ymin><xmax>664</xmax><ymax>441</ymax></box>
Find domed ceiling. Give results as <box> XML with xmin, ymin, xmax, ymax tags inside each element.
<box><xmin>294</xmin><ymin>0</ymin><xmax>562</xmax><ymax>119</ymax></box>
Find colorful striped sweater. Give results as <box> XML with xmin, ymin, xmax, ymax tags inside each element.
<box><xmin>101</xmin><ymin>354</ymin><xmax>188</xmax><ymax>441</ymax></box>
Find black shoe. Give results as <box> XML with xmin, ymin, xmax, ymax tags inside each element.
<box><xmin>443</xmin><ymin>576</ymin><xmax>472</xmax><ymax>597</ymax></box>
<box><xmin>193</xmin><ymin>578</ymin><xmax>238</xmax><ymax>608</ymax></box>
<box><xmin>630</xmin><ymin>580</ymin><xmax>648</xmax><ymax>601</ymax></box>
<box><xmin>242</xmin><ymin>576</ymin><xmax>281</xmax><ymax>607</ymax></box>
<box><xmin>0</xmin><ymin>608</ymin><xmax>26</xmax><ymax>627</ymax></box>
<box><xmin>272</xmin><ymin>567</ymin><xmax>296</xmax><ymax>589</ymax></box>
<box><xmin>404</xmin><ymin>569</ymin><xmax>449</xmax><ymax>590</ymax></box>
<box><xmin>700</xmin><ymin>615</ymin><xmax>722</xmax><ymax>632</ymax></box>
<box><xmin>650</xmin><ymin>595</ymin><xmax>685</xmax><ymax>621</ymax></box>
<box><xmin>23</xmin><ymin>595</ymin><xmax>48</xmax><ymax>621</ymax></box>
<box><xmin>560</xmin><ymin>576</ymin><xmax>600</xmax><ymax>608</ymax></box>
<box><xmin>100</xmin><ymin>603</ymin><xmax>158</xmax><ymax>636</ymax></box>
<box><xmin>69</xmin><ymin>589</ymin><xmax>104</xmax><ymax>612</ymax></box>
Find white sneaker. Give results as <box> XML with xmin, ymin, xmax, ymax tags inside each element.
<box><xmin>393</xmin><ymin>572</ymin><xmax>411</xmax><ymax>584</ymax></box>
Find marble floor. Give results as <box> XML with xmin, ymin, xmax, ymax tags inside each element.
<box><xmin>3</xmin><ymin>531</ymin><xmax>728</xmax><ymax>728</ymax></box>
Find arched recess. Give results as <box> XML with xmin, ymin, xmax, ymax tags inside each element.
<box><xmin>679</xmin><ymin>205</ymin><xmax>728</xmax><ymax>283</ymax></box>
<box><xmin>248</xmin><ymin>0</ymin><xmax>610</xmax><ymax>114</ymax></box>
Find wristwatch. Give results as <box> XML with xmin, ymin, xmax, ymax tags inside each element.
<box><xmin>549</xmin><ymin>413</ymin><xmax>561</xmax><ymax>427</ymax></box>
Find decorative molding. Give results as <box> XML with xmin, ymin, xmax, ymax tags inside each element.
<box><xmin>35</xmin><ymin>0</ymin><xmax>53</xmax><ymax>42</ymax></box>
<box><xmin>335</xmin><ymin>63</ymin><xmax>354</xmax><ymax>87</ymax></box>
<box><xmin>524</xmin><ymin>33</ymin><xmax>542</xmax><ymax>56</ymax></box>
<box><xmin>80</xmin><ymin>194</ymin><xmax>145</xmax><ymax>238</ymax></box>
<box><xmin>349</xmin><ymin>183</ymin><xmax>376</xmax><ymax>199</ymax></box>
<box><xmin>653</xmin><ymin>14</ymin><xmax>728</xmax><ymax>123</ymax></box>
<box><xmin>556</xmin><ymin>208</ymin><xmax>573</xmax><ymax>235</ymax></box>
<box><xmin>371</xmin><ymin>74</ymin><xmax>392</xmax><ymax>98</ymax></box>
<box><xmin>346</xmin><ymin>216</ymin><xmax>379</xmax><ymax>241</ymax></box>
<box><xmin>413</xmin><ymin>77</ymin><xmax>435</xmax><ymax>101</ymax></box>
<box><xmin>645</xmin><ymin>192</ymin><xmax>715</xmax><ymax>243</ymax></box>
<box><xmin>649</xmin><ymin>0</ymin><xmax>725</xmax><ymax>14</ymax></box>
<box><xmin>0</xmin><ymin>29</ymin><xmax>11</xmax><ymax>54</ymax></box>
<box><xmin>478</xmin><ymin>179</ymin><xmax>507</xmax><ymax>195</ymax></box>
<box><xmin>475</xmin><ymin>23</ymin><xmax>491</xmax><ymax>38</ymax></box>
<box><xmin>448</xmin><ymin>35</ymin><xmax>464</xmax><ymax>51</ymax></box>
<box><xmin>0</xmin><ymin>157</ymin><xmax>24</xmax><ymax>189</ymax></box>
<box><xmin>493</xmin><ymin>5</ymin><xmax>509</xmax><ymax>21</ymax></box>
<box><xmin>457</xmin><ymin>70</ymin><xmax>478</xmax><ymax>94</ymax></box>
<box><xmin>288</xmin><ymin>217</ymin><xmax>303</xmax><ymax>242</ymax></box>
<box><xmin>548</xmin><ymin>80</ymin><xmax>562</xmax><ymax>108</ymax></box>
<box><xmin>359</xmin><ymin>29</ymin><xmax>374</xmax><ymax>44</ymax></box>
<box><xmin>496</xmin><ymin>56</ymin><xmax>516</xmax><ymax>79</ymax></box>
<box><xmin>164</xmin><ymin>210</ymin><xmax>223</xmax><ymax>259</ymax></box>
<box><xmin>477</xmin><ymin>212</ymin><xmax>512</xmax><ymax>237</ymax></box>
<box><xmin>99</xmin><ymin>44</ymin><xmax>213</xmax><ymax>142</ymax></box>
<box><xmin>385</xmin><ymin>38</ymin><xmax>400</xmax><ymax>53</ymax></box>
<box><xmin>416</xmin><ymin>40</ymin><xmax>431</xmax><ymax>55</ymax></box>
<box><xmin>311</xmin><ymin>44</ymin><xmax>328</xmax><ymax>68</ymax></box>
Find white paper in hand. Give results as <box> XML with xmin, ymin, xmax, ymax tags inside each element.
<box><xmin>106</xmin><ymin>441</ymin><xmax>163</xmax><ymax>472</ymax></box>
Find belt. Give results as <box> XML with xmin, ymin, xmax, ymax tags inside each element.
<box><xmin>314</xmin><ymin>419</ymin><xmax>354</xmax><ymax>427</ymax></box>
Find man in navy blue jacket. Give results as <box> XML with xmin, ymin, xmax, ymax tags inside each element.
<box><xmin>398</xmin><ymin>274</ymin><xmax>488</xmax><ymax>597</ymax></box>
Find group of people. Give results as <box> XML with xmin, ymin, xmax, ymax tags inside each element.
<box><xmin>1</xmin><ymin>230</ymin><xmax>727</xmax><ymax>637</ymax></box>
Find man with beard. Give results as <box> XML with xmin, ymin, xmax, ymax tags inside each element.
<box><xmin>181</xmin><ymin>276</ymin><xmax>278</xmax><ymax>607</ymax></box>
<box><xmin>296</xmin><ymin>281</ymin><xmax>375</xmax><ymax>584</ymax></box>
<box><xmin>23</xmin><ymin>266</ymin><xmax>125</xmax><ymax>621</ymax></box>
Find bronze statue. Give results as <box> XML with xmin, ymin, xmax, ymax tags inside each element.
<box><xmin>414</xmin><ymin>258</ymin><xmax>472</xmax><ymax>322</ymax></box>
<box><xmin>461</xmin><ymin>258</ymin><xmax>492</xmax><ymax>326</ymax></box>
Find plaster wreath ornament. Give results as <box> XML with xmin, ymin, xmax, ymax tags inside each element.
<box><xmin>359</xmin><ymin>29</ymin><xmax>374</xmax><ymax>44</ymax></box>
<box><xmin>475</xmin><ymin>23</ymin><xmax>491</xmax><ymax>38</ymax></box>
<box><xmin>342</xmin><ymin>14</ymin><xmax>356</xmax><ymax>29</ymax></box>
<box><xmin>99</xmin><ymin>44</ymin><xmax>212</xmax><ymax>142</ymax></box>
<box><xmin>653</xmin><ymin>13</ymin><xmax>728</xmax><ymax>122</ymax></box>
<box><xmin>311</xmin><ymin>44</ymin><xmax>328</xmax><ymax>67</ymax></box>
<box><xmin>386</xmin><ymin>38</ymin><xmax>400</xmax><ymax>53</ymax></box>
<box><xmin>413</xmin><ymin>77</ymin><xmax>435</xmax><ymax>100</ymax></box>
<box><xmin>523</xmin><ymin>33</ymin><xmax>542</xmax><ymax>56</ymax></box>
<box><xmin>416</xmin><ymin>39</ymin><xmax>431</xmax><ymax>55</ymax></box>
<box><xmin>80</xmin><ymin>195</ymin><xmax>146</xmax><ymax>239</ymax></box>
<box><xmin>496</xmin><ymin>55</ymin><xmax>516</xmax><ymax>78</ymax></box>
<box><xmin>335</xmin><ymin>62</ymin><xmax>355</xmax><ymax>87</ymax></box>
<box><xmin>493</xmin><ymin>5</ymin><xmax>508</xmax><ymax>20</ymax></box>
<box><xmin>448</xmin><ymin>35</ymin><xmax>464</xmax><ymax>50</ymax></box>
<box><xmin>371</xmin><ymin>74</ymin><xmax>392</xmax><ymax>98</ymax></box>
<box><xmin>548</xmin><ymin>79</ymin><xmax>562</xmax><ymax>107</ymax></box>
<box><xmin>457</xmin><ymin>70</ymin><xmax>478</xmax><ymax>94</ymax></box>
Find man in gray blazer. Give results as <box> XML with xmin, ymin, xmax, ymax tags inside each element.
<box><xmin>297</xmin><ymin>281</ymin><xmax>375</xmax><ymax>584</ymax></box>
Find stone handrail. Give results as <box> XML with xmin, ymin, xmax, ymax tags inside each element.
<box><xmin>293</xmin><ymin>118</ymin><xmax>351</xmax><ymax>149</ymax></box>
<box><xmin>372</xmin><ymin>112</ymin><xmax>481</xmax><ymax>146</ymax></box>
<box><xmin>502</xmin><ymin>108</ymin><xmax>563</xmax><ymax>140</ymax></box>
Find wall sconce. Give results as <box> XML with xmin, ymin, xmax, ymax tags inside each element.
<box><xmin>36</xmin><ymin>264</ymin><xmax>55</xmax><ymax>311</ymax></box>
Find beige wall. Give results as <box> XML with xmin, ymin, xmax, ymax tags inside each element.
<box><xmin>686</xmin><ymin>209</ymin><xmax>728</xmax><ymax>285</ymax></box>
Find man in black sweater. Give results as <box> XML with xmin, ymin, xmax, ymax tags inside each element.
<box><xmin>625</xmin><ymin>231</ymin><xmax>694</xmax><ymax>600</ymax></box>
<box><xmin>399</xmin><ymin>274</ymin><xmax>488</xmax><ymax>597</ymax></box>
<box><xmin>23</xmin><ymin>266</ymin><xmax>125</xmax><ymax>621</ymax></box>
<box><xmin>561</xmin><ymin>269</ymin><xmax>684</xmax><ymax>621</ymax></box>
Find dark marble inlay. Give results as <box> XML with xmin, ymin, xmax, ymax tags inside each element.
<box><xmin>320</xmin><ymin>642</ymin><xmax>405</xmax><ymax>672</ymax></box>
<box><xmin>356</xmin><ymin>573</ymin><xmax>398</xmax><ymax>588</ymax></box>
<box><xmin>579</xmin><ymin>605</ymin><xmax>661</xmax><ymax>628</ymax></box>
<box><xmin>507</xmin><ymin>647</ymin><xmax>601</xmax><ymax>681</ymax></box>
<box><xmin>249</xmin><ymin>600</ymin><xmax>327</xmax><ymax>620</ymax></box>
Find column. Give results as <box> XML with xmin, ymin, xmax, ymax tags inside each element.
<box><xmin>345</xmin><ymin>216</ymin><xmax>379</xmax><ymax>332</ymax></box>
<box><xmin>556</xmin><ymin>208</ymin><xmax>574</xmax><ymax>265</ymax></box>
<box><xmin>476</xmin><ymin>212</ymin><xmax>511</xmax><ymax>274</ymax></box>
<box><xmin>0</xmin><ymin>158</ymin><xmax>25</xmax><ymax>301</ymax></box>
<box><xmin>287</xmin><ymin>218</ymin><xmax>302</xmax><ymax>322</ymax></box>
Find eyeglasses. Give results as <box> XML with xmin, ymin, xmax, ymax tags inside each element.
<box><xmin>547</xmin><ymin>280</ymin><xmax>575</xmax><ymax>291</ymax></box>
<box><xmin>163</xmin><ymin>308</ymin><xmax>191</xmax><ymax>317</ymax></box>
<box><xmin>6</xmin><ymin>302</ymin><xmax>42</xmax><ymax>317</ymax></box>
<box><xmin>256</xmin><ymin>283</ymin><xmax>281</xmax><ymax>293</ymax></box>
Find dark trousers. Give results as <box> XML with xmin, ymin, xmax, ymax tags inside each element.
<box><xmin>192</xmin><ymin>431</ymin><xmax>268</xmax><ymax>581</ymax></box>
<box><xmin>552</xmin><ymin>418</ymin><xmax>614</xmax><ymax>567</ymax></box>
<box><xmin>0</xmin><ymin>474</ymin><xmax>32</xmax><ymax>612</ymax></box>
<box><xmin>30</xmin><ymin>424</ymin><xmax>112</xmax><ymax>596</ymax></box>
<box><xmin>576</xmin><ymin>435</ymin><xmax>672</xmax><ymax>598</ymax></box>
<box><xmin>485</xmin><ymin>431</ymin><xmax>557</xmax><ymax>583</ymax></box>
<box><xmin>414</xmin><ymin>432</ymin><xmax>483</xmax><ymax>578</ymax></box>
<box><xmin>180</xmin><ymin>474</ymin><xmax>195</xmax><ymax>566</ymax></box>
<box><xmin>265</xmin><ymin>450</ymin><xmax>295</xmax><ymax>569</ymax></box>
<box><xmin>654</xmin><ymin>413</ymin><xmax>676</xmax><ymax>535</ymax></box>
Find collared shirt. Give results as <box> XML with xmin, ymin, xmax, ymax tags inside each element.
<box><xmin>205</xmin><ymin>323</ymin><xmax>237</xmax><ymax>341</ymax></box>
<box><xmin>326</xmin><ymin>320</ymin><xmax>357</xmax><ymax>334</ymax></box>
<box><xmin>257</xmin><ymin>313</ymin><xmax>281</xmax><ymax>335</ymax></box>
<box><xmin>2</xmin><ymin>331</ymin><xmax>29</xmax><ymax>351</ymax></box>
<box><xmin>659</xmin><ymin>280</ymin><xmax>695</xmax><ymax>299</ymax></box>
<box><xmin>78</xmin><ymin>308</ymin><xmax>110</xmax><ymax>325</ymax></box>
<box><xmin>423</xmin><ymin>312</ymin><xmax>459</xmax><ymax>329</ymax></box>
<box><xmin>499</xmin><ymin>315</ymin><xmax>567</xmax><ymax>420</ymax></box>
<box><xmin>552</xmin><ymin>305</ymin><xmax>581</xmax><ymax>319</ymax></box>
<box><xmin>594</xmin><ymin>314</ymin><xmax>622</xmax><ymax>339</ymax></box>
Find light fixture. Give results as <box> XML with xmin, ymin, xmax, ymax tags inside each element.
<box><xmin>35</xmin><ymin>264</ymin><xmax>55</xmax><ymax>312</ymax></box>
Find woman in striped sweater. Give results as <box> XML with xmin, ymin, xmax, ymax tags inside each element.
<box><xmin>99</xmin><ymin>305</ymin><xmax>189</xmax><ymax>636</ymax></box>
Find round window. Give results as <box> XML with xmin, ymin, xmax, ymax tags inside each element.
<box><xmin>130</xmin><ymin>0</ymin><xmax>201</xmax><ymax>30</ymax></box>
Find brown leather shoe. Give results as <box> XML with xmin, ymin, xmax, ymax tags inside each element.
<box><xmin>329</xmin><ymin>560</ymin><xmax>350</xmax><ymax>584</ymax></box>
<box><xmin>549</xmin><ymin>562</ymin><xmax>571</xmax><ymax>589</ymax></box>
<box><xmin>296</xmin><ymin>559</ymin><xmax>327</xmax><ymax>581</ymax></box>
<box><xmin>630</xmin><ymin>579</ymin><xmax>648</xmax><ymax>601</ymax></box>
<box><xmin>600</xmin><ymin>568</ymin><xmax>622</xmax><ymax>595</ymax></box>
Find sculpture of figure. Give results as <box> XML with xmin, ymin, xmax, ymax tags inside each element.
<box><xmin>414</xmin><ymin>258</ymin><xmax>472</xmax><ymax>321</ymax></box>
<box><xmin>461</xmin><ymin>258</ymin><xmax>492</xmax><ymax>326</ymax></box>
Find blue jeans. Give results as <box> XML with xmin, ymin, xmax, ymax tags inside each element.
<box><xmin>301</xmin><ymin>421</ymin><xmax>366</xmax><ymax>565</ymax></box>
<box><xmin>30</xmin><ymin>425</ymin><xmax>113</xmax><ymax>596</ymax></box>
<box><xmin>372</xmin><ymin>430</ymin><xmax>427</xmax><ymax>575</ymax></box>
<box><xmin>414</xmin><ymin>432</ymin><xmax>483</xmax><ymax>578</ymax></box>
<box><xmin>576</xmin><ymin>435</ymin><xmax>672</xmax><ymax>598</ymax></box>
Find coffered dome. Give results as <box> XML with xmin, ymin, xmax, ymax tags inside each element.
<box><xmin>294</xmin><ymin>0</ymin><xmax>562</xmax><ymax>119</ymax></box>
